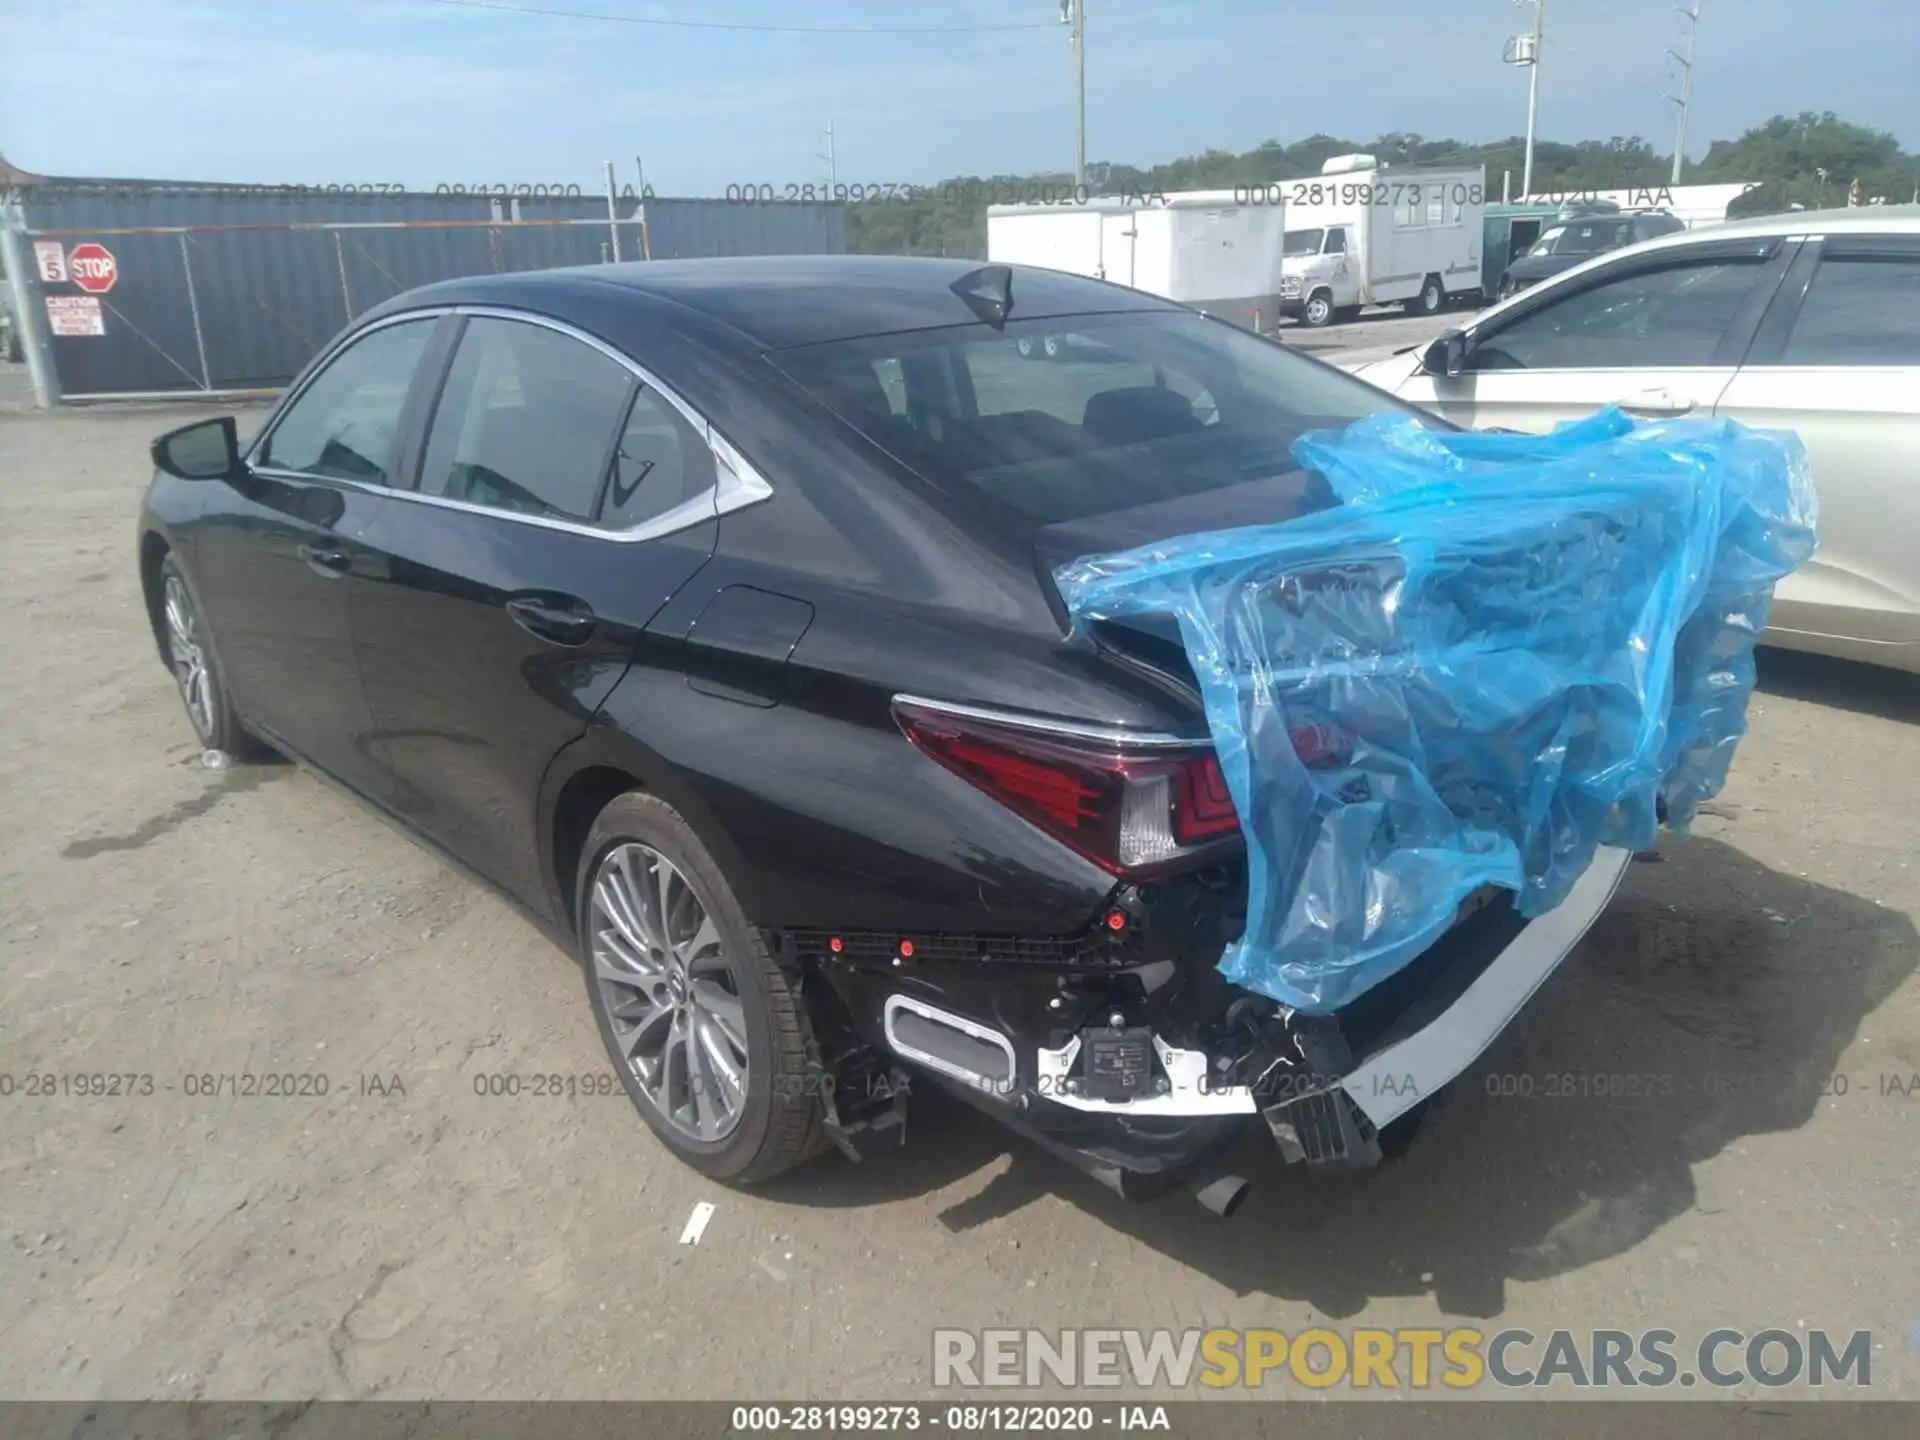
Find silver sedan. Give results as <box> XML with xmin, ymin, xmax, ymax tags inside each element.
<box><xmin>1353</xmin><ymin>205</ymin><xmax>1920</xmax><ymax>674</ymax></box>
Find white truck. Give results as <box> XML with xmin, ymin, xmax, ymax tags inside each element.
<box><xmin>1272</xmin><ymin>156</ymin><xmax>1488</xmax><ymax>327</ymax></box>
<box><xmin>986</xmin><ymin>192</ymin><xmax>1294</xmax><ymax>333</ymax></box>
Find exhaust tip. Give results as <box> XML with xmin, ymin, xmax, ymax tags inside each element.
<box><xmin>1193</xmin><ymin>1173</ymin><xmax>1250</xmax><ymax>1219</ymax></box>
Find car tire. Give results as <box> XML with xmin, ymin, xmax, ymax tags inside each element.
<box><xmin>158</xmin><ymin>554</ymin><xmax>256</xmax><ymax>756</ymax></box>
<box><xmin>578</xmin><ymin>792</ymin><xmax>825</xmax><ymax>1184</ymax></box>
<box><xmin>1043</xmin><ymin>333</ymin><xmax>1064</xmax><ymax>358</ymax></box>
<box><xmin>1407</xmin><ymin>274</ymin><xmax>1445</xmax><ymax>315</ymax></box>
<box><xmin>1015</xmin><ymin>335</ymin><xmax>1035</xmax><ymax>358</ymax></box>
<box><xmin>1301</xmin><ymin>290</ymin><xmax>1335</xmax><ymax>328</ymax></box>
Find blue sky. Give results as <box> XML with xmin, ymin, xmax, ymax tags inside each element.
<box><xmin>2</xmin><ymin>1</ymin><xmax>1915</xmax><ymax>192</ymax></box>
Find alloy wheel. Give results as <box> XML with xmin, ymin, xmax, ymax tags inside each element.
<box><xmin>163</xmin><ymin>573</ymin><xmax>215</xmax><ymax>741</ymax></box>
<box><xmin>590</xmin><ymin>842</ymin><xmax>750</xmax><ymax>1142</ymax></box>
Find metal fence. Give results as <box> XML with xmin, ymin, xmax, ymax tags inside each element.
<box><xmin>1</xmin><ymin>190</ymin><xmax>844</xmax><ymax>404</ymax></box>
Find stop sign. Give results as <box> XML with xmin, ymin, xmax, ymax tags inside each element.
<box><xmin>67</xmin><ymin>242</ymin><xmax>118</xmax><ymax>294</ymax></box>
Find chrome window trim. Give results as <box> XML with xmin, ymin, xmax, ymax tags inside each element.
<box><xmin>245</xmin><ymin>307</ymin><xmax>453</xmax><ymax>469</ymax></box>
<box><xmin>247</xmin><ymin>466</ymin><xmax>725</xmax><ymax>543</ymax></box>
<box><xmin>246</xmin><ymin>303</ymin><xmax>774</xmax><ymax>543</ymax></box>
<box><xmin>892</xmin><ymin>692</ymin><xmax>1204</xmax><ymax>750</ymax></box>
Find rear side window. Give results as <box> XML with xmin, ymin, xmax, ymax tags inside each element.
<box><xmin>418</xmin><ymin>317</ymin><xmax>634</xmax><ymax>521</ymax></box>
<box><xmin>261</xmin><ymin>318</ymin><xmax>434</xmax><ymax>483</ymax></box>
<box><xmin>1468</xmin><ymin>259</ymin><xmax>1757</xmax><ymax>371</ymax></box>
<box><xmin>1779</xmin><ymin>255</ymin><xmax>1920</xmax><ymax>365</ymax></box>
<box><xmin>599</xmin><ymin>385</ymin><xmax>717</xmax><ymax>529</ymax></box>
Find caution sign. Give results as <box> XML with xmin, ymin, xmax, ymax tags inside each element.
<box><xmin>45</xmin><ymin>295</ymin><xmax>106</xmax><ymax>337</ymax></box>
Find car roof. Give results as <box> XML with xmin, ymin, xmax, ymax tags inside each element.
<box><xmin>377</xmin><ymin>254</ymin><xmax>1177</xmax><ymax>351</ymax></box>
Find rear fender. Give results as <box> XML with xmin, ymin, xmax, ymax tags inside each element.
<box><xmin>534</xmin><ymin>712</ymin><xmax>759</xmax><ymax>933</ymax></box>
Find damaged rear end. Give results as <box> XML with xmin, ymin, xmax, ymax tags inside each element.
<box><xmin>769</xmin><ymin>300</ymin><xmax>1813</xmax><ymax>1209</ymax></box>
<box><xmin>796</xmin><ymin>681</ymin><xmax>1631</xmax><ymax>1207</ymax></box>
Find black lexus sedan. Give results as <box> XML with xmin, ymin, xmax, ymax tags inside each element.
<box><xmin>138</xmin><ymin>256</ymin><xmax>1625</xmax><ymax>1205</ymax></box>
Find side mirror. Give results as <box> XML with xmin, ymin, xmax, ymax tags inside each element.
<box><xmin>1421</xmin><ymin>329</ymin><xmax>1468</xmax><ymax>379</ymax></box>
<box><xmin>151</xmin><ymin>416</ymin><xmax>240</xmax><ymax>480</ymax></box>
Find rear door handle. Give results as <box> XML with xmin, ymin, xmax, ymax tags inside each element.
<box><xmin>297</xmin><ymin>542</ymin><xmax>351</xmax><ymax>578</ymax></box>
<box><xmin>505</xmin><ymin>593</ymin><xmax>597</xmax><ymax>647</ymax></box>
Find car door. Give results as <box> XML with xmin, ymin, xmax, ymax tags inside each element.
<box><xmin>1712</xmin><ymin>232</ymin><xmax>1920</xmax><ymax>665</ymax></box>
<box><xmin>350</xmin><ymin>310</ymin><xmax>726</xmax><ymax>906</ymax></box>
<box><xmin>192</xmin><ymin>312</ymin><xmax>443</xmax><ymax>791</ymax></box>
<box><xmin>1392</xmin><ymin>238</ymin><xmax>1792</xmax><ymax>433</ymax></box>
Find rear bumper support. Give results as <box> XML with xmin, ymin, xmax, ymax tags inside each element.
<box><xmin>809</xmin><ymin>846</ymin><xmax>1632</xmax><ymax>1188</ymax></box>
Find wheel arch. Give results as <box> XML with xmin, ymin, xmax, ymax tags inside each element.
<box><xmin>139</xmin><ymin>529</ymin><xmax>173</xmax><ymax>665</ymax></box>
<box><xmin>539</xmin><ymin>724</ymin><xmax>760</xmax><ymax>937</ymax></box>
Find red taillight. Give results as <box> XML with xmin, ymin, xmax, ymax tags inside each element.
<box><xmin>1172</xmin><ymin>752</ymin><xmax>1238</xmax><ymax>843</ymax></box>
<box><xmin>938</xmin><ymin>737</ymin><xmax>1100</xmax><ymax>829</ymax></box>
<box><xmin>1288</xmin><ymin>722</ymin><xmax>1351</xmax><ymax>768</ymax></box>
<box><xmin>894</xmin><ymin>702</ymin><xmax>1243</xmax><ymax>880</ymax></box>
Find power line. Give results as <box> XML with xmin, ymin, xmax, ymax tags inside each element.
<box><xmin>421</xmin><ymin>0</ymin><xmax>1058</xmax><ymax>34</ymax></box>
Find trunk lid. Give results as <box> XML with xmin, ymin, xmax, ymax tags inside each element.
<box><xmin>1033</xmin><ymin>464</ymin><xmax>1339</xmax><ymax>700</ymax></box>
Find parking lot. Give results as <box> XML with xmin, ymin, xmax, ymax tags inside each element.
<box><xmin>3</xmin><ymin>355</ymin><xmax>1919</xmax><ymax>1402</ymax></box>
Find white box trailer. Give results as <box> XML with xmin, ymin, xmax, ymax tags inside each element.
<box><xmin>1275</xmin><ymin>160</ymin><xmax>1488</xmax><ymax>326</ymax></box>
<box><xmin>986</xmin><ymin>194</ymin><xmax>1293</xmax><ymax>332</ymax></box>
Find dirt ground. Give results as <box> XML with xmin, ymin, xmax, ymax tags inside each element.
<box><xmin>2</xmin><ymin>373</ymin><xmax>1918</xmax><ymax>1404</ymax></box>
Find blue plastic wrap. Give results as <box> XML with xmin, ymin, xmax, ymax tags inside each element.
<box><xmin>1054</xmin><ymin>407</ymin><xmax>1816</xmax><ymax>1013</ymax></box>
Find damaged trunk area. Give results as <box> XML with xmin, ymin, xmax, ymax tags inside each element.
<box><xmin>802</xmin><ymin>410</ymin><xmax>1810</xmax><ymax>1209</ymax></box>
<box><xmin>780</xmin><ymin>310</ymin><xmax>1814</xmax><ymax>1209</ymax></box>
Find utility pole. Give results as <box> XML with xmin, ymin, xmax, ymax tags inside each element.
<box><xmin>1505</xmin><ymin>0</ymin><xmax>1546</xmax><ymax>200</ymax></box>
<box><xmin>818</xmin><ymin>121</ymin><xmax>836</xmax><ymax>189</ymax></box>
<box><xmin>603</xmin><ymin>160</ymin><xmax>621</xmax><ymax>262</ymax></box>
<box><xmin>1667</xmin><ymin>3</ymin><xmax>1702</xmax><ymax>185</ymax></box>
<box><xmin>1061</xmin><ymin>0</ymin><xmax>1086</xmax><ymax>189</ymax></box>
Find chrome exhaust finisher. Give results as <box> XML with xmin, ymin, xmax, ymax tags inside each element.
<box><xmin>883</xmin><ymin>994</ymin><xmax>1016</xmax><ymax>1091</ymax></box>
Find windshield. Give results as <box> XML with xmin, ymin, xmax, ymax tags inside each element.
<box><xmin>776</xmin><ymin>310</ymin><xmax>1420</xmax><ymax>527</ymax></box>
<box><xmin>1282</xmin><ymin>228</ymin><xmax>1326</xmax><ymax>257</ymax></box>
<box><xmin>1529</xmin><ymin>219</ymin><xmax>1630</xmax><ymax>257</ymax></box>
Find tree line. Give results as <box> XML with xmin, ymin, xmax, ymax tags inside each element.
<box><xmin>847</xmin><ymin>111</ymin><xmax>1919</xmax><ymax>258</ymax></box>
